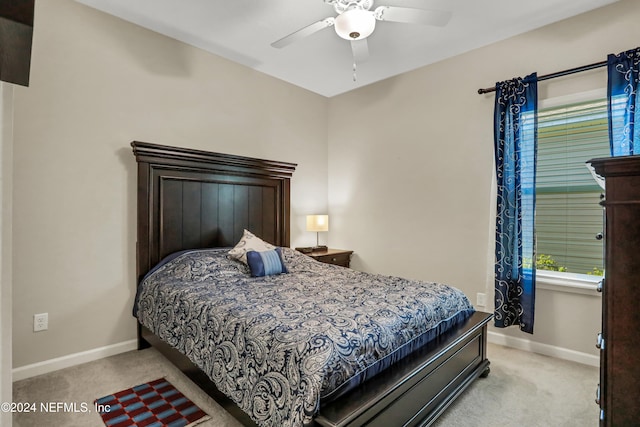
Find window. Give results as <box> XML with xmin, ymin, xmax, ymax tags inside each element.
<box><xmin>536</xmin><ymin>93</ymin><xmax>609</xmax><ymax>277</ymax></box>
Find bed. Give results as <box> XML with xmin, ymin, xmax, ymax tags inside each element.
<box><xmin>132</xmin><ymin>141</ymin><xmax>491</xmax><ymax>427</ymax></box>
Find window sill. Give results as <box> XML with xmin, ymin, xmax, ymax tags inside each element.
<box><xmin>536</xmin><ymin>270</ymin><xmax>602</xmax><ymax>296</ymax></box>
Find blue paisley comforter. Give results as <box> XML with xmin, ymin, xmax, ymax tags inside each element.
<box><xmin>135</xmin><ymin>247</ymin><xmax>474</xmax><ymax>427</ymax></box>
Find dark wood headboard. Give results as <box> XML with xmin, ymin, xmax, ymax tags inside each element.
<box><xmin>132</xmin><ymin>141</ymin><xmax>297</xmax><ymax>284</ymax></box>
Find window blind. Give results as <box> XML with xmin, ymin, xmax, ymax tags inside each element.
<box><xmin>536</xmin><ymin>99</ymin><xmax>609</xmax><ymax>274</ymax></box>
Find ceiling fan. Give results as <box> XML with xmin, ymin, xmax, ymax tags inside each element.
<box><xmin>271</xmin><ymin>0</ymin><xmax>452</xmax><ymax>64</ymax></box>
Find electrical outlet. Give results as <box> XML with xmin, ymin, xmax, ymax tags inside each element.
<box><xmin>476</xmin><ymin>293</ymin><xmax>487</xmax><ymax>307</ymax></box>
<box><xmin>34</xmin><ymin>313</ymin><xmax>48</xmax><ymax>332</ymax></box>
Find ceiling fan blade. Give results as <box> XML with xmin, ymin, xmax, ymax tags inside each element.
<box><xmin>351</xmin><ymin>39</ymin><xmax>369</xmax><ymax>64</ymax></box>
<box><xmin>375</xmin><ymin>6</ymin><xmax>451</xmax><ymax>26</ymax></box>
<box><xmin>271</xmin><ymin>18</ymin><xmax>335</xmax><ymax>48</ymax></box>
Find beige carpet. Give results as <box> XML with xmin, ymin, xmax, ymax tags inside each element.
<box><xmin>13</xmin><ymin>343</ymin><xmax>599</xmax><ymax>427</ymax></box>
<box><xmin>432</xmin><ymin>344</ymin><xmax>599</xmax><ymax>427</ymax></box>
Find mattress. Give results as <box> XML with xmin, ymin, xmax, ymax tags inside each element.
<box><xmin>134</xmin><ymin>247</ymin><xmax>474</xmax><ymax>427</ymax></box>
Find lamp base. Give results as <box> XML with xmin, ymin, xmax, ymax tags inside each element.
<box><xmin>296</xmin><ymin>246</ymin><xmax>328</xmax><ymax>254</ymax></box>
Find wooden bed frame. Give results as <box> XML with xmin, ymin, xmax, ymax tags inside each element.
<box><xmin>132</xmin><ymin>141</ymin><xmax>492</xmax><ymax>427</ymax></box>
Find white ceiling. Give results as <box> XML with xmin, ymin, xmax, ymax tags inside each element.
<box><xmin>75</xmin><ymin>0</ymin><xmax>618</xmax><ymax>98</ymax></box>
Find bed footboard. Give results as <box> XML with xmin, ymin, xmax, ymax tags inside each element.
<box><xmin>314</xmin><ymin>311</ymin><xmax>492</xmax><ymax>427</ymax></box>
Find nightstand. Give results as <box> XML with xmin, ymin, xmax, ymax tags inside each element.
<box><xmin>296</xmin><ymin>248</ymin><xmax>353</xmax><ymax>268</ymax></box>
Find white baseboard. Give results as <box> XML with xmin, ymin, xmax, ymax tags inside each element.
<box><xmin>12</xmin><ymin>339</ymin><xmax>138</xmax><ymax>382</ymax></box>
<box><xmin>488</xmin><ymin>331</ymin><xmax>599</xmax><ymax>367</ymax></box>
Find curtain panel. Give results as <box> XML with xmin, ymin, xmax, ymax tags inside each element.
<box><xmin>608</xmin><ymin>47</ymin><xmax>640</xmax><ymax>156</ymax></box>
<box><xmin>493</xmin><ymin>73</ymin><xmax>538</xmax><ymax>334</ymax></box>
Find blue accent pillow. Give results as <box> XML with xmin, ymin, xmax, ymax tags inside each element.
<box><xmin>246</xmin><ymin>248</ymin><xmax>288</xmax><ymax>277</ymax></box>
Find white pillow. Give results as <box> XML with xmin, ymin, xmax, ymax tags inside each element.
<box><xmin>228</xmin><ymin>229</ymin><xmax>276</xmax><ymax>264</ymax></box>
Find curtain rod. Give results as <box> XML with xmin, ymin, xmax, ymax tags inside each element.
<box><xmin>477</xmin><ymin>59</ymin><xmax>607</xmax><ymax>95</ymax></box>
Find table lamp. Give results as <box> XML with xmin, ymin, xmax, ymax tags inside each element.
<box><xmin>306</xmin><ymin>215</ymin><xmax>328</xmax><ymax>250</ymax></box>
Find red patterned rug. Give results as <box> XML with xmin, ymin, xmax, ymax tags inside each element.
<box><xmin>94</xmin><ymin>378</ymin><xmax>210</xmax><ymax>427</ymax></box>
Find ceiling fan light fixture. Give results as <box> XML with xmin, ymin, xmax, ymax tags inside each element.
<box><xmin>334</xmin><ymin>8</ymin><xmax>375</xmax><ymax>40</ymax></box>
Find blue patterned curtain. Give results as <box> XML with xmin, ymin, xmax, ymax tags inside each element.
<box><xmin>608</xmin><ymin>47</ymin><xmax>640</xmax><ymax>156</ymax></box>
<box><xmin>493</xmin><ymin>73</ymin><xmax>537</xmax><ymax>334</ymax></box>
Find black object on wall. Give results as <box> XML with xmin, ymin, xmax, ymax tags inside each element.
<box><xmin>0</xmin><ymin>0</ymin><xmax>34</xmax><ymax>87</ymax></box>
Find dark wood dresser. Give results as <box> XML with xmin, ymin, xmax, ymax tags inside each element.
<box><xmin>590</xmin><ymin>155</ymin><xmax>640</xmax><ymax>426</ymax></box>
<box><xmin>296</xmin><ymin>248</ymin><xmax>353</xmax><ymax>268</ymax></box>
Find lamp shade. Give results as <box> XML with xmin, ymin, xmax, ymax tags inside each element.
<box><xmin>334</xmin><ymin>8</ymin><xmax>376</xmax><ymax>40</ymax></box>
<box><xmin>306</xmin><ymin>215</ymin><xmax>329</xmax><ymax>232</ymax></box>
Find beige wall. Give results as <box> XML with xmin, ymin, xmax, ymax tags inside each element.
<box><xmin>12</xmin><ymin>0</ymin><xmax>329</xmax><ymax>367</ymax></box>
<box><xmin>327</xmin><ymin>0</ymin><xmax>639</xmax><ymax>357</ymax></box>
